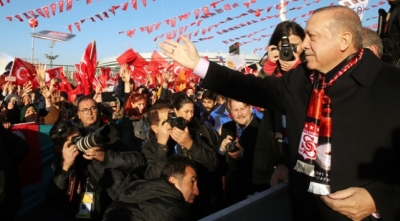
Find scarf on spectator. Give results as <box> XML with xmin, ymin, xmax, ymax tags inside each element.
<box><xmin>294</xmin><ymin>48</ymin><xmax>364</xmax><ymax>195</ymax></box>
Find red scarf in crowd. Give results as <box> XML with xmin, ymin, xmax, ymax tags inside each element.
<box><xmin>294</xmin><ymin>49</ymin><xmax>364</xmax><ymax>195</ymax></box>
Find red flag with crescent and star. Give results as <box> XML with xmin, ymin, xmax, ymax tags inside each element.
<box><xmin>10</xmin><ymin>58</ymin><xmax>37</xmax><ymax>86</ymax></box>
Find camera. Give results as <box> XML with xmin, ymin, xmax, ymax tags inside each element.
<box><xmin>71</xmin><ymin>124</ymin><xmax>111</xmax><ymax>154</ymax></box>
<box><xmin>277</xmin><ymin>36</ymin><xmax>297</xmax><ymax>61</ymax></box>
<box><xmin>226</xmin><ymin>140</ymin><xmax>240</xmax><ymax>153</ymax></box>
<box><xmin>167</xmin><ymin>110</ymin><xmax>187</xmax><ymax>130</ymax></box>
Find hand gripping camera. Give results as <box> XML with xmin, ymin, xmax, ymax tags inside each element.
<box><xmin>277</xmin><ymin>36</ymin><xmax>297</xmax><ymax>61</ymax></box>
<box><xmin>167</xmin><ymin>110</ymin><xmax>187</xmax><ymax>130</ymax></box>
<box><xmin>225</xmin><ymin>140</ymin><xmax>240</xmax><ymax>153</ymax></box>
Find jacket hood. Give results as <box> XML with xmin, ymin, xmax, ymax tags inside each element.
<box><xmin>119</xmin><ymin>179</ymin><xmax>185</xmax><ymax>204</ymax></box>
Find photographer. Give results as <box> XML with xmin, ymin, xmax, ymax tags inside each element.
<box><xmin>46</xmin><ymin>120</ymin><xmax>145</xmax><ymax>220</ymax></box>
<box><xmin>261</xmin><ymin>21</ymin><xmax>305</xmax><ymax>77</ymax></box>
<box><xmin>141</xmin><ymin>99</ymin><xmax>219</xmax><ymax>219</ymax></box>
<box><xmin>217</xmin><ymin>99</ymin><xmax>261</xmax><ymax>205</ymax></box>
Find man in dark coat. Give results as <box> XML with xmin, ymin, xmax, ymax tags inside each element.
<box><xmin>103</xmin><ymin>155</ymin><xmax>198</xmax><ymax>221</ymax></box>
<box><xmin>217</xmin><ymin>98</ymin><xmax>262</xmax><ymax>205</ymax></box>
<box><xmin>158</xmin><ymin>5</ymin><xmax>400</xmax><ymax>221</ymax></box>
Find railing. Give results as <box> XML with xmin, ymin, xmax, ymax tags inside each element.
<box><xmin>200</xmin><ymin>183</ymin><xmax>292</xmax><ymax>221</ymax></box>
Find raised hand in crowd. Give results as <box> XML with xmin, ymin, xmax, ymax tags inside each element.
<box><xmin>35</xmin><ymin>63</ymin><xmax>46</xmax><ymax>86</ymax></box>
<box><xmin>120</xmin><ymin>63</ymin><xmax>132</xmax><ymax>93</ymax></box>
<box><xmin>93</xmin><ymin>84</ymin><xmax>104</xmax><ymax>103</ymax></box>
<box><xmin>2</xmin><ymin>121</ymin><xmax>11</xmax><ymax>130</ymax></box>
<box><xmin>7</xmin><ymin>97</ymin><xmax>16</xmax><ymax>110</ymax></box>
<box><xmin>158</xmin><ymin>35</ymin><xmax>200</xmax><ymax>70</ymax></box>
<box><xmin>50</xmin><ymin>90</ymin><xmax>61</xmax><ymax>110</ymax></box>
<box><xmin>61</xmin><ymin>140</ymin><xmax>79</xmax><ymax>172</ymax></box>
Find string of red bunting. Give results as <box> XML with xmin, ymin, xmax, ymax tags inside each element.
<box><xmin>0</xmin><ymin>0</ymin><xmax>11</xmax><ymax>7</ymax></box>
<box><xmin>66</xmin><ymin>0</ymin><xmax>156</xmax><ymax>33</ymax></box>
<box><xmin>5</xmin><ymin>0</ymin><xmax>96</xmax><ymax>22</ymax></box>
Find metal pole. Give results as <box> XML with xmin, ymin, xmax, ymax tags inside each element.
<box><xmin>31</xmin><ymin>27</ymin><xmax>35</xmax><ymax>63</ymax></box>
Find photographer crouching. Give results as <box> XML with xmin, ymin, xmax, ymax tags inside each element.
<box><xmin>45</xmin><ymin>119</ymin><xmax>145</xmax><ymax>220</ymax></box>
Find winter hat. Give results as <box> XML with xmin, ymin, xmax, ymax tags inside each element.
<box><xmin>20</xmin><ymin>104</ymin><xmax>38</xmax><ymax>122</ymax></box>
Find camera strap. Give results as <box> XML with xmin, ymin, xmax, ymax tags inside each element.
<box><xmin>67</xmin><ymin>169</ymin><xmax>77</xmax><ymax>202</ymax></box>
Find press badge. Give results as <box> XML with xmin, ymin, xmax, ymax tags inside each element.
<box><xmin>75</xmin><ymin>192</ymin><xmax>95</xmax><ymax>219</ymax></box>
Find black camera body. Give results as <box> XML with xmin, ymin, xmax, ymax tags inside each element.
<box><xmin>167</xmin><ymin>110</ymin><xmax>187</xmax><ymax>130</ymax></box>
<box><xmin>71</xmin><ymin>124</ymin><xmax>111</xmax><ymax>154</ymax></box>
<box><xmin>278</xmin><ymin>36</ymin><xmax>297</xmax><ymax>61</ymax></box>
<box><xmin>226</xmin><ymin>140</ymin><xmax>240</xmax><ymax>153</ymax></box>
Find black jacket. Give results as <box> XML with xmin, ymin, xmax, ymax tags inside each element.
<box><xmin>103</xmin><ymin>179</ymin><xmax>190</xmax><ymax>221</ymax></box>
<box><xmin>45</xmin><ymin>139</ymin><xmax>145</xmax><ymax>220</ymax></box>
<box><xmin>142</xmin><ymin>131</ymin><xmax>218</xmax><ymax>180</ymax></box>
<box><xmin>200</xmin><ymin>50</ymin><xmax>400</xmax><ymax>221</ymax></box>
<box><xmin>119</xmin><ymin>115</ymin><xmax>148</xmax><ymax>151</ymax></box>
<box><xmin>0</xmin><ymin>126</ymin><xmax>30</xmax><ymax>221</ymax></box>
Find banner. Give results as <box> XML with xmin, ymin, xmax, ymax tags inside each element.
<box><xmin>338</xmin><ymin>0</ymin><xmax>369</xmax><ymax>20</ymax></box>
<box><xmin>12</xmin><ymin>124</ymin><xmax>54</xmax><ymax>218</ymax></box>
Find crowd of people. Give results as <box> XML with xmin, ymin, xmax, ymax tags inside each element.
<box><xmin>1</xmin><ymin>3</ymin><xmax>400</xmax><ymax>221</ymax></box>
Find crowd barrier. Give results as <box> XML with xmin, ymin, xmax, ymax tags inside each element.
<box><xmin>200</xmin><ymin>183</ymin><xmax>292</xmax><ymax>221</ymax></box>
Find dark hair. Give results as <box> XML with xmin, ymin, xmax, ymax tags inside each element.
<box><xmin>201</xmin><ymin>90</ymin><xmax>217</xmax><ymax>102</ymax></box>
<box><xmin>171</xmin><ymin>92</ymin><xmax>194</xmax><ymax>110</ymax></box>
<box><xmin>161</xmin><ymin>155</ymin><xmax>196</xmax><ymax>182</ymax></box>
<box><xmin>49</xmin><ymin>120</ymin><xmax>78</xmax><ymax>149</ymax></box>
<box><xmin>77</xmin><ymin>96</ymin><xmax>96</xmax><ymax>109</ymax></box>
<box><xmin>269</xmin><ymin>20</ymin><xmax>305</xmax><ymax>76</ymax></box>
<box><xmin>147</xmin><ymin>100</ymin><xmax>173</xmax><ymax>126</ymax></box>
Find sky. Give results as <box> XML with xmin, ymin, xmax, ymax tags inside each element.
<box><xmin>0</xmin><ymin>0</ymin><xmax>389</xmax><ymax>66</ymax></box>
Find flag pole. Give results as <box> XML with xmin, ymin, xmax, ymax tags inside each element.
<box><xmin>31</xmin><ymin>27</ymin><xmax>35</xmax><ymax>63</ymax></box>
<box><xmin>90</xmin><ymin>39</ymin><xmax>95</xmax><ymax>60</ymax></box>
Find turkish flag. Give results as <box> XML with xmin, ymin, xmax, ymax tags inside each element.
<box><xmin>122</xmin><ymin>2</ymin><xmax>128</xmax><ymax>10</ymax></box>
<box><xmin>86</xmin><ymin>0</ymin><xmax>92</xmax><ymax>4</ymax></box>
<box><xmin>171</xmin><ymin>17</ymin><xmax>176</xmax><ymax>27</ymax></box>
<box><xmin>148</xmin><ymin>50</ymin><xmax>170</xmax><ymax>84</ymax></box>
<box><xmin>103</xmin><ymin>11</ymin><xmax>109</xmax><ymax>18</ymax></box>
<box><xmin>36</xmin><ymin>8</ymin><xmax>46</xmax><ymax>18</ymax></box>
<box><xmin>12</xmin><ymin>124</ymin><xmax>43</xmax><ymax>188</ymax></box>
<box><xmin>69</xmin><ymin>72</ymin><xmax>84</xmax><ymax>102</ymax></box>
<box><xmin>42</xmin><ymin>6</ymin><xmax>50</xmax><ymax>18</ymax></box>
<box><xmin>155</xmin><ymin>22</ymin><xmax>161</xmax><ymax>30</ymax></box>
<box><xmin>0</xmin><ymin>0</ymin><xmax>3</xmax><ymax>6</ymax></box>
<box><xmin>28</xmin><ymin>10</ymin><xmax>39</xmax><ymax>18</ymax></box>
<box><xmin>202</xmin><ymin>6</ymin><xmax>211</xmax><ymax>17</ymax></box>
<box><xmin>194</xmin><ymin>9</ymin><xmax>200</xmax><ymax>19</ymax></box>
<box><xmin>45</xmin><ymin>66</ymin><xmax>63</xmax><ymax>82</ymax></box>
<box><xmin>22</xmin><ymin>13</ymin><xmax>31</xmax><ymax>19</ymax></box>
<box><xmin>14</xmin><ymin>15</ymin><xmax>23</xmax><ymax>22</ymax></box>
<box><xmin>98</xmin><ymin>67</ymin><xmax>111</xmax><ymax>88</ymax></box>
<box><xmin>95</xmin><ymin>14</ymin><xmax>103</xmax><ymax>21</ymax></box>
<box><xmin>59</xmin><ymin>0</ymin><xmax>64</xmax><ymax>13</ymax></box>
<box><xmin>10</xmin><ymin>58</ymin><xmax>37</xmax><ymax>86</ymax></box>
<box><xmin>116</xmin><ymin>49</ymin><xmax>149</xmax><ymax>84</ymax></box>
<box><xmin>67</xmin><ymin>24</ymin><xmax>72</xmax><ymax>33</ymax></box>
<box><xmin>74</xmin><ymin>22</ymin><xmax>81</xmax><ymax>31</ymax></box>
<box><xmin>79</xmin><ymin>40</ymin><xmax>97</xmax><ymax>95</ymax></box>
<box><xmin>131</xmin><ymin>0</ymin><xmax>137</xmax><ymax>10</ymax></box>
<box><xmin>127</xmin><ymin>29</ymin><xmax>135</xmax><ymax>37</ymax></box>
<box><xmin>50</xmin><ymin>3</ymin><xmax>57</xmax><ymax>16</ymax></box>
<box><xmin>142</xmin><ymin>0</ymin><xmax>147</xmax><ymax>7</ymax></box>
<box><xmin>66</xmin><ymin>0</ymin><xmax>73</xmax><ymax>11</ymax></box>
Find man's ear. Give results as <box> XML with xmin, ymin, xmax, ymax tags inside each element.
<box><xmin>151</xmin><ymin>124</ymin><xmax>158</xmax><ymax>134</ymax></box>
<box><xmin>168</xmin><ymin>176</ymin><xmax>177</xmax><ymax>184</ymax></box>
<box><xmin>339</xmin><ymin>31</ymin><xmax>352</xmax><ymax>51</ymax></box>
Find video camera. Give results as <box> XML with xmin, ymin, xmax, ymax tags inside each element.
<box><xmin>167</xmin><ymin>110</ymin><xmax>187</xmax><ymax>130</ymax></box>
<box><xmin>277</xmin><ymin>36</ymin><xmax>297</xmax><ymax>61</ymax></box>
<box><xmin>71</xmin><ymin>124</ymin><xmax>112</xmax><ymax>154</ymax></box>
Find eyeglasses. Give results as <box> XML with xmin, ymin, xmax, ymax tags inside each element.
<box><xmin>78</xmin><ymin>106</ymin><xmax>98</xmax><ymax>114</ymax></box>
